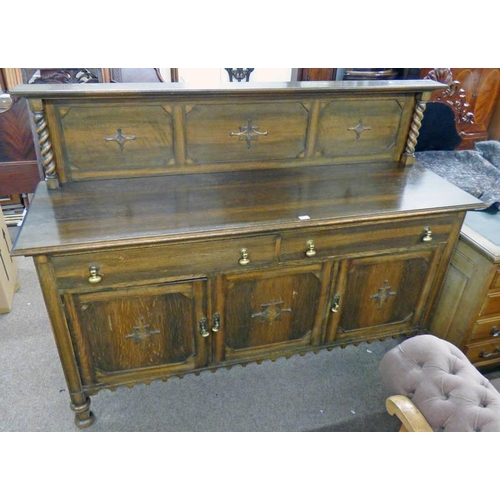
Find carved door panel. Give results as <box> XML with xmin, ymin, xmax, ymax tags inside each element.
<box><xmin>326</xmin><ymin>249</ymin><xmax>443</xmax><ymax>343</ymax></box>
<box><xmin>63</xmin><ymin>279</ymin><xmax>208</xmax><ymax>385</ymax></box>
<box><xmin>213</xmin><ymin>265</ymin><xmax>330</xmax><ymax>363</ymax></box>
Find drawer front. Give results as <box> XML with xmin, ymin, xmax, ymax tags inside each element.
<box><xmin>185</xmin><ymin>102</ymin><xmax>309</xmax><ymax>163</ymax></box>
<box><xmin>470</xmin><ymin>316</ymin><xmax>500</xmax><ymax>343</ymax></box>
<box><xmin>466</xmin><ymin>338</ymin><xmax>500</xmax><ymax>365</ymax></box>
<box><xmin>480</xmin><ymin>291</ymin><xmax>500</xmax><ymax>317</ymax></box>
<box><xmin>315</xmin><ymin>97</ymin><xmax>408</xmax><ymax>161</ymax></box>
<box><xmin>492</xmin><ymin>268</ymin><xmax>500</xmax><ymax>290</ymax></box>
<box><xmin>52</xmin><ymin>234</ymin><xmax>278</xmax><ymax>290</ymax></box>
<box><xmin>279</xmin><ymin>215</ymin><xmax>454</xmax><ymax>263</ymax></box>
<box><xmin>57</xmin><ymin>102</ymin><xmax>175</xmax><ymax>179</ymax></box>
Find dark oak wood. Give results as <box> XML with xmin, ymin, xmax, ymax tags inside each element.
<box><xmin>10</xmin><ymin>81</ymin><xmax>484</xmax><ymax>427</ymax></box>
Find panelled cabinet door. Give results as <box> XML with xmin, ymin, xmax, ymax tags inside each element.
<box><xmin>213</xmin><ymin>265</ymin><xmax>330</xmax><ymax>363</ymax></box>
<box><xmin>63</xmin><ymin>279</ymin><xmax>208</xmax><ymax>386</ymax></box>
<box><xmin>326</xmin><ymin>249</ymin><xmax>443</xmax><ymax>343</ymax></box>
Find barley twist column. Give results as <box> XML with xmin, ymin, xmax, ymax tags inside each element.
<box><xmin>401</xmin><ymin>99</ymin><xmax>427</xmax><ymax>166</ymax></box>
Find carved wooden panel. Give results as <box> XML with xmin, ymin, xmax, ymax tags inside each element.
<box><xmin>215</xmin><ymin>266</ymin><xmax>327</xmax><ymax>362</ymax></box>
<box><xmin>30</xmin><ymin>68</ymin><xmax>99</xmax><ymax>84</ymax></box>
<box><xmin>55</xmin><ymin>103</ymin><xmax>175</xmax><ymax>180</ymax></box>
<box><xmin>315</xmin><ymin>98</ymin><xmax>408</xmax><ymax>160</ymax></box>
<box><xmin>185</xmin><ymin>102</ymin><xmax>309</xmax><ymax>163</ymax></box>
<box><xmin>330</xmin><ymin>249</ymin><xmax>441</xmax><ymax>341</ymax></box>
<box><xmin>64</xmin><ymin>279</ymin><xmax>207</xmax><ymax>384</ymax></box>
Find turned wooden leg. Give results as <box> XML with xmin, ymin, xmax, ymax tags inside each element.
<box><xmin>70</xmin><ymin>396</ymin><xmax>95</xmax><ymax>429</ymax></box>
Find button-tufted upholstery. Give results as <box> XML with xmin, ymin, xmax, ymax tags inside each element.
<box><xmin>379</xmin><ymin>335</ymin><xmax>500</xmax><ymax>432</ymax></box>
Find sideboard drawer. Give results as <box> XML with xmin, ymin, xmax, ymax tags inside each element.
<box><xmin>57</xmin><ymin>102</ymin><xmax>175</xmax><ymax>179</ymax></box>
<box><xmin>480</xmin><ymin>291</ymin><xmax>500</xmax><ymax>317</ymax></box>
<box><xmin>185</xmin><ymin>101</ymin><xmax>309</xmax><ymax>164</ymax></box>
<box><xmin>466</xmin><ymin>338</ymin><xmax>500</xmax><ymax>365</ymax></box>
<box><xmin>470</xmin><ymin>316</ymin><xmax>500</xmax><ymax>343</ymax></box>
<box><xmin>279</xmin><ymin>215</ymin><xmax>454</xmax><ymax>263</ymax></box>
<box><xmin>52</xmin><ymin>234</ymin><xmax>278</xmax><ymax>289</ymax></box>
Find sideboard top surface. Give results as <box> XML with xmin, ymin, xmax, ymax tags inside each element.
<box><xmin>13</xmin><ymin>161</ymin><xmax>484</xmax><ymax>256</ymax></box>
<box><xmin>10</xmin><ymin>80</ymin><xmax>446</xmax><ymax>99</ymax></box>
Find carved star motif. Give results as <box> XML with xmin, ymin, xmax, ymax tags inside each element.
<box><xmin>251</xmin><ymin>300</ymin><xmax>292</xmax><ymax>324</ymax></box>
<box><xmin>347</xmin><ymin>119</ymin><xmax>371</xmax><ymax>139</ymax></box>
<box><xmin>125</xmin><ymin>317</ymin><xmax>160</xmax><ymax>344</ymax></box>
<box><xmin>230</xmin><ymin>119</ymin><xmax>268</xmax><ymax>149</ymax></box>
<box><xmin>370</xmin><ymin>280</ymin><xmax>397</xmax><ymax>309</ymax></box>
<box><xmin>105</xmin><ymin>128</ymin><xmax>137</xmax><ymax>150</ymax></box>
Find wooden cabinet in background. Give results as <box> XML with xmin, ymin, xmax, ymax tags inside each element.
<box><xmin>10</xmin><ymin>80</ymin><xmax>484</xmax><ymax>428</ymax></box>
<box><xmin>421</xmin><ymin>68</ymin><xmax>500</xmax><ymax>149</ymax></box>
<box><xmin>0</xmin><ymin>69</ymin><xmax>41</xmax><ymax>202</ymax></box>
<box><xmin>297</xmin><ymin>68</ymin><xmax>337</xmax><ymax>81</ymax></box>
<box><xmin>431</xmin><ymin>210</ymin><xmax>500</xmax><ymax>368</ymax></box>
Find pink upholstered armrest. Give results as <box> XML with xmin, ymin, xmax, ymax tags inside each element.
<box><xmin>379</xmin><ymin>335</ymin><xmax>500</xmax><ymax>432</ymax></box>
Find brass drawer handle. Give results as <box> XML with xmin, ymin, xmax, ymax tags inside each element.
<box><xmin>305</xmin><ymin>240</ymin><xmax>317</xmax><ymax>257</ymax></box>
<box><xmin>239</xmin><ymin>248</ymin><xmax>250</xmax><ymax>266</ymax></box>
<box><xmin>479</xmin><ymin>346</ymin><xmax>500</xmax><ymax>359</ymax></box>
<box><xmin>88</xmin><ymin>265</ymin><xmax>102</xmax><ymax>284</ymax></box>
<box><xmin>199</xmin><ymin>317</ymin><xmax>210</xmax><ymax>338</ymax></box>
<box><xmin>422</xmin><ymin>227</ymin><xmax>433</xmax><ymax>242</ymax></box>
<box><xmin>492</xmin><ymin>326</ymin><xmax>500</xmax><ymax>338</ymax></box>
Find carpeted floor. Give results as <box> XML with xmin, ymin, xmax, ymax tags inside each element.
<box><xmin>0</xmin><ymin>252</ymin><xmax>409</xmax><ymax>432</ymax></box>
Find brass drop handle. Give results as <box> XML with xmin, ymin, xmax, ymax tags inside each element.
<box><xmin>331</xmin><ymin>294</ymin><xmax>340</xmax><ymax>313</ymax></box>
<box><xmin>479</xmin><ymin>346</ymin><xmax>500</xmax><ymax>359</ymax></box>
<box><xmin>88</xmin><ymin>265</ymin><xmax>102</xmax><ymax>284</ymax></box>
<box><xmin>239</xmin><ymin>248</ymin><xmax>250</xmax><ymax>266</ymax></box>
<box><xmin>212</xmin><ymin>313</ymin><xmax>221</xmax><ymax>333</ymax></box>
<box><xmin>306</xmin><ymin>240</ymin><xmax>317</xmax><ymax>257</ymax></box>
<box><xmin>422</xmin><ymin>227</ymin><xmax>433</xmax><ymax>242</ymax></box>
<box><xmin>199</xmin><ymin>317</ymin><xmax>210</xmax><ymax>338</ymax></box>
<box><xmin>492</xmin><ymin>326</ymin><xmax>500</xmax><ymax>338</ymax></box>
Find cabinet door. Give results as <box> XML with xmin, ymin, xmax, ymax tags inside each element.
<box><xmin>326</xmin><ymin>249</ymin><xmax>442</xmax><ymax>343</ymax></box>
<box><xmin>63</xmin><ymin>279</ymin><xmax>208</xmax><ymax>386</ymax></box>
<box><xmin>213</xmin><ymin>265</ymin><xmax>330</xmax><ymax>363</ymax></box>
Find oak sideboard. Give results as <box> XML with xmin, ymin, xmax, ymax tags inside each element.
<box><xmin>10</xmin><ymin>81</ymin><xmax>484</xmax><ymax>428</ymax></box>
